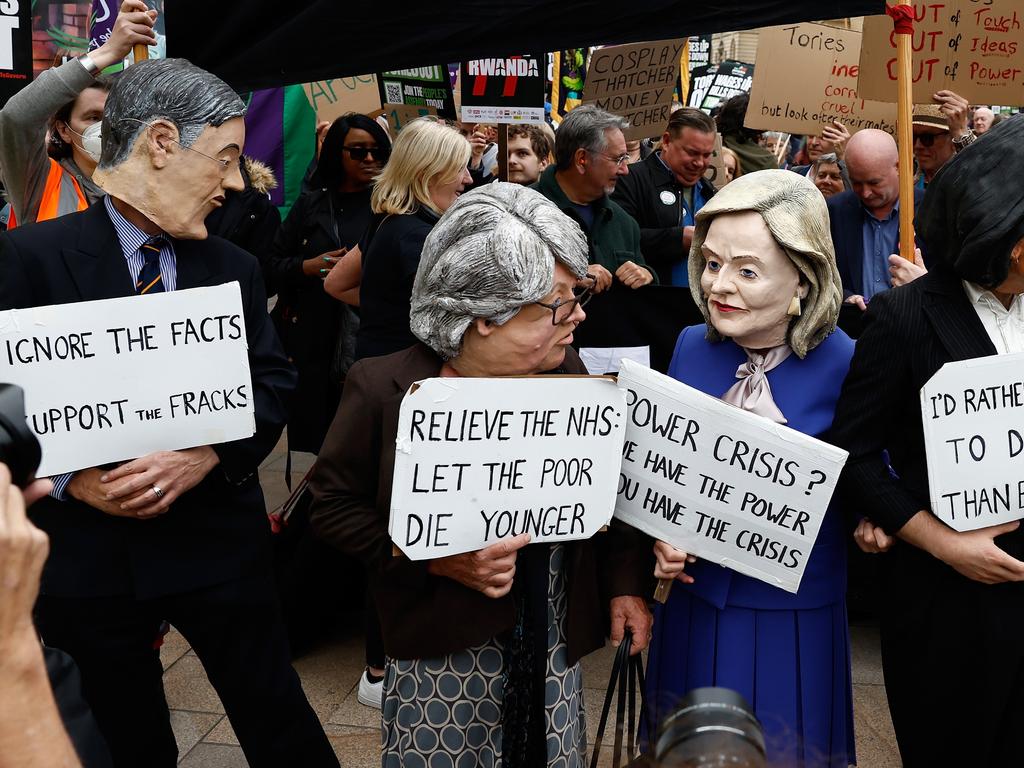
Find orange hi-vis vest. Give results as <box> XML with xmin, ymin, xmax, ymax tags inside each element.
<box><xmin>7</xmin><ymin>158</ymin><xmax>88</xmax><ymax>228</ymax></box>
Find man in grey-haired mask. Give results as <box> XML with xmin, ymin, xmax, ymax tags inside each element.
<box><xmin>0</xmin><ymin>59</ymin><xmax>338</xmax><ymax>768</ymax></box>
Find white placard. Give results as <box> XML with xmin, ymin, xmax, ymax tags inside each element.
<box><xmin>578</xmin><ymin>346</ymin><xmax>651</xmax><ymax>375</ymax></box>
<box><xmin>614</xmin><ymin>359</ymin><xmax>848</xmax><ymax>593</ymax></box>
<box><xmin>921</xmin><ymin>353</ymin><xmax>1024</xmax><ymax>532</ymax></box>
<box><xmin>0</xmin><ymin>284</ymin><xmax>255</xmax><ymax>476</ymax></box>
<box><xmin>389</xmin><ymin>376</ymin><xmax>626</xmax><ymax>560</ymax></box>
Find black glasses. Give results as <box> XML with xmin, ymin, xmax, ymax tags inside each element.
<box><xmin>913</xmin><ymin>133</ymin><xmax>943</xmax><ymax>148</ymax></box>
<box><xmin>342</xmin><ymin>146</ymin><xmax>383</xmax><ymax>161</ymax></box>
<box><xmin>534</xmin><ymin>276</ymin><xmax>596</xmax><ymax>325</ymax></box>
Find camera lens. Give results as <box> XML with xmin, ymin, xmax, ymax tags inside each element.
<box><xmin>655</xmin><ymin>687</ymin><xmax>766</xmax><ymax>768</ymax></box>
<box><xmin>0</xmin><ymin>384</ymin><xmax>42</xmax><ymax>488</ymax></box>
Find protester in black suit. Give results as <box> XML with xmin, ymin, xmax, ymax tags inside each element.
<box><xmin>832</xmin><ymin>116</ymin><xmax>1024</xmax><ymax>767</ymax></box>
<box><xmin>0</xmin><ymin>59</ymin><xmax>337</xmax><ymax>768</ymax></box>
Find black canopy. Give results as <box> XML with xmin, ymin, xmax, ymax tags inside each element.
<box><xmin>165</xmin><ymin>1</ymin><xmax>885</xmax><ymax>92</ymax></box>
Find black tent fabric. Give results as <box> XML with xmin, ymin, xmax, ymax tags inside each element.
<box><xmin>165</xmin><ymin>2</ymin><xmax>886</xmax><ymax>92</ymax></box>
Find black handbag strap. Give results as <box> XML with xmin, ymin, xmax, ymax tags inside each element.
<box><xmin>590</xmin><ymin>630</ymin><xmax>645</xmax><ymax>768</ymax></box>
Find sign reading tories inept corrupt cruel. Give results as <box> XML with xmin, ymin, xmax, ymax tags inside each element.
<box><xmin>0</xmin><ymin>284</ymin><xmax>255</xmax><ymax>477</ymax></box>
<box><xmin>858</xmin><ymin>1</ymin><xmax>1024</xmax><ymax>105</ymax></box>
<box><xmin>389</xmin><ymin>377</ymin><xmax>625</xmax><ymax>560</ymax></box>
<box><xmin>921</xmin><ymin>354</ymin><xmax>1024</xmax><ymax>531</ymax></box>
<box><xmin>584</xmin><ymin>40</ymin><xmax>687</xmax><ymax>140</ymax></box>
<box><xmin>746</xmin><ymin>23</ymin><xmax>897</xmax><ymax>136</ymax></box>
<box><xmin>614</xmin><ymin>360</ymin><xmax>848</xmax><ymax>593</ymax></box>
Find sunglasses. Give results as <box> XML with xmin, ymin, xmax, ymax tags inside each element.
<box><xmin>342</xmin><ymin>146</ymin><xmax>384</xmax><ymax>161</ymax></box>
<box><xmin>912</xmin><ymin>132</ymin><xmax>945</xmax><ymax>148</ymax></box>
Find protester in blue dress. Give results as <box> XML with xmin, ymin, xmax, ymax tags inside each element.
<box><xmin>645</xmin><ymin>169</ymin><xmax>856</xmax><ymax>767</ymax></box>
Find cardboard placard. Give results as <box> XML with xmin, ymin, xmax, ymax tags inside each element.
<box><xmin>0</xmin><ymin>284</ymin><xmax>255</xmax><ymax>477</ymax></box>
<box><xmin>921</xmin><ymin>353</ymin><xmax>1024</xmax><ymax>531</ymax></box>
<box><xmin>0</xmin><ymin>0</ymin><xmax>32</xmax><ymax>103</ymax></box>
<box><xmin>746</xmin><ymin>23</ymin><xmax>898</xmax><ymax>136</ymax></box>
<box><xmin>389</xmin><ymin>376</ymin><xmax>626</xmax><ymax>560</ymax></box>
<box><xmin>303</xmin><ymin>75</ymin><xmax>382</xmax><ymax>122</ymax></box>
<box><xmin>858</xmin><ymin>2</ymin><xmax>1024</xmax><ymax>105</ymax></box>
<box><xmin>460</xmin><ymin>54</ymin><xmax>545</xmax><ymax>124</ymax></box>
<box><xmin>381</xmin><ymin>102</ymin><xmax>437</xmax><ymax>133</ymax></box>
<box><xmin>584</xmin><ymin>39</ymin><xmax>687</xmax><ymax>140</ymax></box>
<box><xmin>614</xmin><ymin>360</ymin><xmax>848</xmax><ymax>594</ymax></box>
<box><xmin>703</xmin><ymin>133</ymin><xmax>728</xmax><ymax>187</ymax></box>
<box><xmin>377</xmin><ymin>65</ymin><xmax>457</xmax><ymax>119</ymax></box>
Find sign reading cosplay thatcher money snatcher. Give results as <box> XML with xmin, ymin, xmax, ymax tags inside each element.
<box><xmin>0</xmin><ymin>284</ymin><xmax>254</xmax><ymax>476</ymax></box>
<box><xmin>389</xmin><ymin>376</ymin><xmax>626</xmax><ymax>560</ymax></box>
<box><xmin>614</xmin><ymin>360</ymin><xmax>848</xmax><ymax>594</ymax></box>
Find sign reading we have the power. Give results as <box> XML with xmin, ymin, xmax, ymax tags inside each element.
<box><xmin>389</xmin><ymin>377</ymin><xmax>626</xmax><ymax>560</ymax></box>
<box><xmin>0</xmin><ymin>284</ymin><xmax>255</xmax><ymax>476</ymax></box>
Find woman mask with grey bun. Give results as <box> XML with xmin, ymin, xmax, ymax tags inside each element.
<box><xmin>309</xmin><ymin>182</ymin><xmax>653</xmax><ymax>767</ymax></box>
<box><xmin>644</xmin><ymin>169</ymin><xmax>857</xmax><ymax>767</ymax></box>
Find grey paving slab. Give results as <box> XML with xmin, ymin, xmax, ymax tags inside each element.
<box><xmin>170</xmin><ymin>711</ymin><xmax>221</xmax><ymax>763</ymax></box>
<box><xmin>177</xmin><ymin>743</ymin><xmax>250</xmax><ymax>767</ymax></box>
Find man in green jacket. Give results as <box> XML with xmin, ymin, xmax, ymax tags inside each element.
<box><xmin>534</xmin><ymin>106</ymin><xmax>656</xmax><ymax>292</ymax></box>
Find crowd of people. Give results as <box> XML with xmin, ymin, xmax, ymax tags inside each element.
<box><xmin>1</xmin><ymin>3</ymin><xmax>1024</xmax><ymax>767</ymax></box>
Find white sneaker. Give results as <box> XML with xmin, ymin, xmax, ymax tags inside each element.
<box><xmin>357</xmin><ymin>668</ymin><xmax>383</xmax><ymax>709</ymax></box>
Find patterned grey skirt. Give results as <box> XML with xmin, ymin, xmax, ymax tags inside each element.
<box><xmin>381</xmin><ymin>544</ymin><xmax>587</xmax><ymax>767</ymax></box>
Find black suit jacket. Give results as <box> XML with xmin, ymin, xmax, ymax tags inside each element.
<box><xmin>0</xmin><ymin>202</ymin><xmax>296</xmax><ymax>599</ymax></box>
<box><xmin>827</xmin><ymin>187</ymin><xmax>926</xmax><ymax>298</ymax></box>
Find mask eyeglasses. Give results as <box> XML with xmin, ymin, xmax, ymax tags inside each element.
<box><xmin>122</xmin><ymin>117</ymin><xmax>241</xmax><ymax>174</ymax></box>
<box><xmin>534</xmin><ymin>275</ymin><xmax>596</xmax><ymax>325</ymax></box>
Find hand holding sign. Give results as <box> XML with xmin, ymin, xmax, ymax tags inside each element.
<box><xmin>427</xmin><ymin>532</ymin><xmax>531</xmax><ymax>598</ymax></box>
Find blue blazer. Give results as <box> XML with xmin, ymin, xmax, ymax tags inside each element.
<box><xmin>667</xmin><ymin>325</ymin><xmax>855</xmax><ymax>610</ymax></box>
<box><xmin>827</xmin><ymin>187</ymin><xmax>926</xmax><ymax>299</ymax></box>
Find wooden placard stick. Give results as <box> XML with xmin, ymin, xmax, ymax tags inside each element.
<box><xmin>497</xmin><ymin>124</ymin><xmax>509</xmax><ymax>182</ymax></box>
<box><xmin>889</xmin><ymin>0</ymin><xmax>916</xmax><ymax>261</ymax></box>
<box><xmin>653</xmin><ymin>578</ymin><xmax>673</xmax><ymax>604</ymax></box>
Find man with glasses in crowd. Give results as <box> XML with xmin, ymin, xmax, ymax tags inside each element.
<box><xmin>912</xmin><ymin>91</ymin><xmax>974</xmax><ymax>187</ymax></box>
<box><xmin>533</xmin><ymin>106</ymin><xmax>656</xmax><ymax>292</ymax></box>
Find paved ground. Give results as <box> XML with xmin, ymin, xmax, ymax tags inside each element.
<box><xmin>161</xmin><ymin>438</ymin><xmax>901</xmax><ymax>766</ymax></box>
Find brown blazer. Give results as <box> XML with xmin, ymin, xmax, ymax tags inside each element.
<box><xmin>309</xmin><ymin>343</ymin><xmax>652</xmax><ymax>662</ymax></box>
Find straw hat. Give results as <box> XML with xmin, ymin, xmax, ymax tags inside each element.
<box><xmin>912</xmin><ymin>104</ymin><xmax>949</xmax><ymax>131</ymax></box>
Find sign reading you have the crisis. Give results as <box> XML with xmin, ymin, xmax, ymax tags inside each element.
<box><xmin>584</xmin><ymin>39</ymin><xmax>686</xmax><ymax>140</ymax></box>
<box><xmin>614</xmin><ymin>361</ymin><xmax>848</xmax><ymax>594</ymax></box>
<box><xmin>460</xmin><ymin>55</ymin><xmax>545</xmax><ymax>124</ymax></box>
<box><xmin>921</xmin><ymin>354</ymin><xmax>1024</xmax><ymax>531</ymax></box>
<box><xmin>389</xmin><ymin>377</ymin><xmax>626</xmax><ymax>560</ymax></box>
<box><xmin>0</xmin><ymin>284</ymin><xmax>255</xmax><ymax>477</ymax></box>
<box><xmin>746</xmin><ymin>22</ymin><xmax>897</xmax><ymax>136</ymax></box>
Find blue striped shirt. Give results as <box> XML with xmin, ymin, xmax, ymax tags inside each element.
<box><xmin>50</xmin><ymin>197</ymin><xmax>179</xmax><ymax>500</ymax></box>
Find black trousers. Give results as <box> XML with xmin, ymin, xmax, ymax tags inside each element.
<box><xmin>36</xmin><ymin>572</ymin><xmax>338</xmax><ymax>768</ymax></box>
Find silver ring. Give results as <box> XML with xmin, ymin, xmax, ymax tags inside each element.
<box><xmin>151</xmin><ymin>485</ymin><xmax>165</xmax><ymax>499</ymax></box>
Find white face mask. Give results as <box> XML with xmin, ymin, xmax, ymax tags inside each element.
<box><xmin>67</xmin><ymin>122</ymin><xmax>103</xmax><ymax>163</ymax></box>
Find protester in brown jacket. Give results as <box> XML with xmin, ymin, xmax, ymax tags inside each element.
<box><xmin>310</xmin><ymin>183</ymin><xmax>652</xmax><ymax>767</ymax></box>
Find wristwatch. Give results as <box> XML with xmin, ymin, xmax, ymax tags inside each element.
<box><xmin>77</xmin><ymin>53</ymin><xmax>100</xmax><ymax>77</ymax></box>
<box><xmin>952</xmin><ymin>130</ymin><xmax>977</xmax><ymax>153</ymax></box>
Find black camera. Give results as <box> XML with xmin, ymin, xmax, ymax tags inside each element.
<box><xmin>654</xmin><ymin>687</ymin><xmax>766</xmax><ymax>768</ymax></box>
<box><xmin>0</xmin><ymin>384</ymin><xmax>42</xmax><ymax>488</ymax></box>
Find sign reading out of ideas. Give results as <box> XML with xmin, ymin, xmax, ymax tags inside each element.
<box><xmin>0</xmin><ymin>284</ymin><xmax>255</xmax><ymax>477</ymax></box>
<box><xmin>859</xmin><ymin>0</ymin><xmax>1024</xmax><ymax>104</ymax></box>
<box><xmin>614</xmin><ymin>360</ymin><xmax>848</xmax><ymax>594</ymax></box>
<box><xmin>746</xmin><ymin>22</ymin><xmax>897</xmax><ymax>136</ymax></box>
<box><xmin>921</xmin><ymin>353</ymin><xmax>1024</xmax><ymax>531</ymax></box>
<box><xmin>389</xmin><ymin>377</ymin><xmax>626</xmax><ymax>560</ymax></box>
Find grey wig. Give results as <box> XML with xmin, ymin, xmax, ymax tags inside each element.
<box><xmin>99</xmin><ymin>58</ymin><xmax>246</xmax><ymax>169</ymax></box>
<box><xmin>554</xmin><ymin>106</ymin><xmax>630</xmax><ymax>171</ymax></box>
<box><xmin>688</xmin><ymin>169</ymin><xmax>843</xmax><ymax>358</ymax></box>
<box><xmin>410</xmin><ymin>183</ymin><xmax>589</xmax><ymax>360</ymax></box>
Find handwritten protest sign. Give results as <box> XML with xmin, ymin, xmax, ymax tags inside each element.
<box><xmin>921</xmin><ymin>354</ymin><xmax>1024</xmax><ymax>531</ymax></box>
<box><xmin>0</xmin><ymin>284</ymin><xmax>254</xmax><ymax>476</ymax></box>
<box><xmin>746</xmin><ymin>23</ymin><xmax>897</xmax><ymax>136</ymax></box>
<box><xmin>381</xmin><ymin>103</ymin><xmax>438</xmax><ymax>133</ymax></box>
<box><xmin>303</xmin><ymin>75</ymin><xmax>381</xmax><ymax>122</ymax></box>
<box><xmin>461</xmin><ymin>55</ymin><xmax>545</xmax><ymax>124</ymax></box>
<box><xmin>614</xmin><ymin>360</ymin><xmax>848</xmax><ymax>593</ymax></box>
<box><xmin>389</xmin><ymin>377</ymin><xmax>625</xmax><ymax>560</ymax></box>
<box><xmin>377</xmin><ymin>66</ymin><xmax>457</xmax><ymax>119</ymax></box>
<box><xmin>859</xmin><ymin>1</ymin><xmax>1024</xmax><ymax>105</ymax></box>
<box><xmin>0</xmin><ymin>0</ymin><xmax>31</xmax><ymax>103</ymax></box>
<box><xmin>703</xmin><ymin>133</ymin><xmax>729</xmax><ymax>187</ymax></box>
<box><xmin>584</xmin><ymin>40</ymin><xmax>686</xmax><ymax>140</ymax></box>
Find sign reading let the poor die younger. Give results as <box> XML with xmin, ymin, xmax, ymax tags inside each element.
<box><xmin>0</xmin><ymin>284</ymin><xmax>254</xmax><ymax>476</ymax></box>
<box><xmin>389</xmin><ymin>377</ymin><xmax>625</xmax><ymax>560</ymax></box>
<box><xmin>615</xmin><ymin>361</ymin><xmax>848</xmax><ymax>594</ymax></box>
<box><xmin>921</xmin><ymin>354</ymin><xmax>1024</xmax><ymax>531</ymax></box>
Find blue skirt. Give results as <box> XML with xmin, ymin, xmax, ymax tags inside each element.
<box><xmin>644</xmin><ymin>589</ymin><xmax>855</xmax><ymax>767</ymax></box>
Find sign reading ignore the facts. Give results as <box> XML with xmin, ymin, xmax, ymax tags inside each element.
<box><xmin>615</xmin><ymin>360</ymin><xmax>848</xmax><ymax>594</ymax></box>
<box><xmin>584</xmin><ymin>39</ymin><xmax>687</xmax><ymax>140</ymax></box>
<box><xmin>745</xmin><ymin>23</ymin><xmax>897</xmax><ymax>136</ymax></box>
<box><xmin>921</xmin><ymin>353</ymin><xmax>1024</xmax><ymax>531</ymax></box>
<box><xmin>0</xmin><ymin>284</ymin><xmax>254</xmax><ymax>476</ymax></box>
<box><xmin>390</xmin><ymin>376</ymin><xmax>625</xmax><ymax>560</ymax></box>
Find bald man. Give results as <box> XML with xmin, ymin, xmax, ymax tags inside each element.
<box><xmin>826</xmin><ymin>129</ymin><xmax>926</xmax><ymax>310</ymax></box>
<box><xmin>973</xmin><ymin>107</ymin><xmax>995</xmax><ymax>135</ymax></box>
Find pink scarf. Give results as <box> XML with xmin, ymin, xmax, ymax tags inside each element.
<box><xmin>720</xmin><ymin>345</ymin><xmax>792</xmax><ymax>424</ymax></box>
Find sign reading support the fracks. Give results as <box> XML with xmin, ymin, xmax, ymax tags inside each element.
<box><xmin>746</xmin><ymin>23</ymin><xmax>897</xmax><ymax>136</ymax></box>
<box><xmin>460</xmin><ymin>54</ymin><xmax>545</xmax><ymax>124</ymax></box>
<box><xmin>584</xmin><ymin>40</ymin><xmax>687</xmax><ymax>140</ymax></box>
<box><xmin>389</xmin><ymin>377</ymin><xmax>626</xmax><ymax>560</ymax></box>
<box><xmin>858</xmin><ymin>1</ymin><xmax>1024</xmax><ymax>105</ymax></box>
<box><xmin>0</xmin><ymin>284</ymin><xmax>255</xmax><ymax>477</ymax></box>
<box><xmin>304</xmin><ymin>75</ymin><xmax>382</xmax><ymax>122</ymax></box>
<box><xmin>614</xmin><ymin>360</ymin><xmax>848</xmax><ymax>594</ymax></box>
<box><xmin>921</xmin><ymin>353</ymin><xmax>1024</xmax><ymax>531</ymax></box>
<box><xmin>377</xmin><ymin>66</ymin><xmax>457</xmax><ymax>120</ymax></box>
<box><xmin>0</xmin><ymin>0</ymin><xmax>32</xmax><ymax>103</ymax></box>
